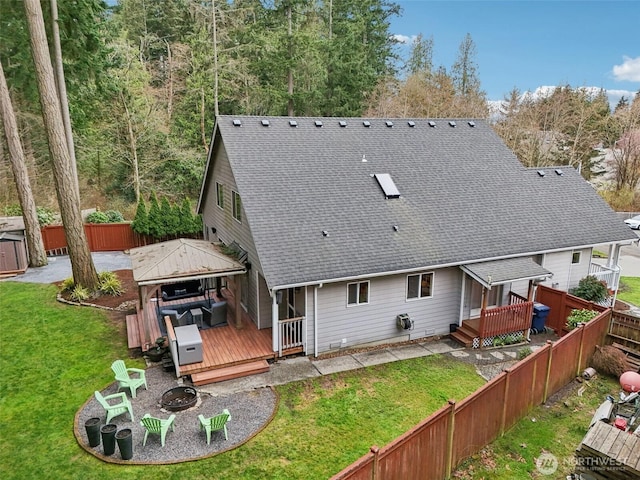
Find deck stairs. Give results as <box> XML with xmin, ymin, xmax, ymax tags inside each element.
<box><xmin>450</xmin><ymin>320</ymin><xmax>479</xmax><ymax>348</ymax></box>
<box><xmin>191</xmin><ymin>360</ymin><xmax>270</xmax><ymax>386</ymax></box>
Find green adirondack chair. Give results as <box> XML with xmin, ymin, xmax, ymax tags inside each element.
<box><xmin>111</xmin><ymin>359</ymin><xmax>147</xmax><ymax>398</ymax></box>
<box><xmin>198</xmin><ymin>409</ymin><xmax>231</xmax><ymax>444</ymax></box>
<box><xmin>140</xmin><ymin>414</ymin><xmax>176</xmax><ymax>447</ymax></box>
<box><xmin>94</xmin><ymin>390</ymin><xmax>134</xmax><ymax>424</ymax></box>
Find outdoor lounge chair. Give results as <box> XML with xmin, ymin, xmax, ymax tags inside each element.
<box><xmin>94</xmin><ymin>390</ymin><xmax>134</xmax><ymax>423</ymax></box>
<box><xmin>140</xmin><ymin>413</ymin><xmax>176</xmax><ymax>447</ymax></box>
<box><xmin>198</xmin><ymin>409</ymin><xmax>231</xmax><ymax>443</ymax></box>
<box><xmin>111</xmin><ymin>359</ymin><xmax>148</xmax><ymax>398</ymax></box>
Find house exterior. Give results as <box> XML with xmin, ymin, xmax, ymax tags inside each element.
<box><xmin>197</xmin><ymin>116</ymin><xmax>637</xmax><ymax>355</ymax></box>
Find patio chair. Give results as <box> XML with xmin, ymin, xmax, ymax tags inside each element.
<box><xmin>111</xmin><ymin>359</ymin><xmax>148</xmax><ymax>398</ymax></box>
<box><xmin>198</xmin><ymin>409</ymin><xmax>231</xmax><ymax>443</ymax></box>
<box><xmin>140</xmin><ymin>413</ymin><xmax>176</xmax><ymax>447</ymax></box>
<box><xmin>94</xmin><ymin>391</ymin><xmax>134</xmax><ymax>424</ymax></box>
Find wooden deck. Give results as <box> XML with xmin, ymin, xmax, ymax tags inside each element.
<box><xmin>126</xmin><ymin>288</ymin><xmax>276</xmax><ymax>383</ymax></box>
<box><xmin>575</xmin><ymin>420</ymin><xmax>640</xmax><ymax>479</ymax></box>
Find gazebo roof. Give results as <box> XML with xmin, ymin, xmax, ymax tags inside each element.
<box><xmin>130</xmin><ymin>238</ymin><xmax>246</xmax><ymax>285</ymax></box>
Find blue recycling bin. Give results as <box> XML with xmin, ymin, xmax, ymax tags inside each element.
<box><xmin>531</xmin><ymin>303</ymin><xmax>550</xmax><ymax>333</ymax></box>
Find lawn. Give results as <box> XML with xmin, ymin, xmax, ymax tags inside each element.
<box><xmin>618</xmin><ymin>276</ymin><xmax>640</xmax><ymax>307</ymax></box>
<box><xmin>0</xmin><ymin>282</ymin><xmax>484</xmax><ymax>480</ymax></box>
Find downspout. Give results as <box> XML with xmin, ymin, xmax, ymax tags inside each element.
<box><xmin>272</xmin><ymin>291</ymin><xmax>278</xmax><ymax>353</ymax></box>
<box><xmin>314</xmin><ymin>283</ymin><xmax>323</xmax><ymax>357</ymax></box>
<box><xmin>458</xmin><ymin>274</ymin><xmax>466</xmax><ymax>326</ymax></box>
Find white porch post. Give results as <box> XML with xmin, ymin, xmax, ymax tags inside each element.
<box><xmin>272</xmin><ymin>291</ymin><xmax>279</xmax><ymax>352</ymax></box>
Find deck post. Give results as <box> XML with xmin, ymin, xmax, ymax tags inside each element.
<box><xmin>272</xmin><ymin>292</ymin><xmax>279</xmax><ymax>353</ymax></box>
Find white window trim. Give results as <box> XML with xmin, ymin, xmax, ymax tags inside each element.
<box><xmin>216</xmin><ymin>182</ymin><xmax>224</xmax><ymax>209</ymax></box>
<box><xmin>232</xmin><ymin>190</ymin><xmax>242</xmax><ymax>223</ymax></box>
<box><xmin>406</xmin><ymin>271</ymin><xmax>434</xmax><ymax>301</ymax></box>
<box><xmin>347</xmin><ymin>280</ymin><xmax>370</xmax><ymax>306</ymax></box>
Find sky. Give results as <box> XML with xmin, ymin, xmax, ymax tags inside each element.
<box><xmin>388</xmin><ymin>0</ymin><xmax>640</xmax><ymax>108</ymax></box>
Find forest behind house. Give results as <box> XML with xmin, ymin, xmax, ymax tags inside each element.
<box><xmin>1</xmin><ymin>0</ymin><xmax>639</xmax><ymax>221</ymax></box>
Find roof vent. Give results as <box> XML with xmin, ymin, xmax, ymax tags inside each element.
<box><xmin>468</xmin><ymin>121</ymin><xmax>476</xmax><ymax>127</ymax></box>
<box><xmin>339</xmin><ymin>120</ymin><xmax>347</xmax><ymax>127</ymax></box>
<box><xmin>315</xmin><ymin>120</ymin><xmax>323</xmax><ymax>127</ymax></box>
<box><xmin>322</xmin><ymin>230</ymin><xmax>329</xmax><ymax>237</ymax></box>
<box><xmin>428</xmin><ymin>121</ymin><xmax>436</xmax><ymax>128</ymax></box>
<box><xmin>363</xmin><ymin>121</ymin><xmax>371</xmax><ymax>128</ymax></box>
<box><xmin>537</xmin><ymin>170</ymin><xmax>546</xmax><ymax>177</ymax></box>
<box><xmin>555</xmin><ymin>169</ymin><xmax>564</xmax><ymax>176</ymax></box>
<box><xmin>393</xmin><ymin>225</ymin><xmax>399</xmax><ymax>232</ymax></box>
<box><xmin>449</xmin><ymin>121</ymin><xmax>456</xmax><ymax>127</ymax></box>
<box><xmin>407</xmin><ymin>121</ymin><xmax>416</xmax><ymax>128</ymax></box>
<box><xmin>289</xmin><ymin>120</ymin><xmax>298</xmax><ymax>127</ymax></box>
<box><xmin>232</xmin><ymin>119</ymin><xmax>242</xmax><ymax>127</ymax></box>
<box><xmin>261</xmin><ymin>119</ymin><xmax>270</xmax><ymax>127</ymax></box>
<box><xmin>373</xmin><ymin>173</ymin><xmax>401</xmax><ymax>199</ymax></box>
<box><xmin>362</xmin><ymin>154</ymin><xmax>367</xmax><ymax>163</ymax></box>
<box><xmin>385</xmin><ymin>121</ymin><xmax>393</xmax><ymax>127</ymax></box>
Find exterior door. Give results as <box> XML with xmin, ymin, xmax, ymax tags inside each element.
<box><xmin>469</xmin><ymin>280</ymin><xmax>502</xmax><ymax>317</ymax></box>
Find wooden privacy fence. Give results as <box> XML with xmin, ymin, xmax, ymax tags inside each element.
<box><xmin>330</xmin><ymin>308</ymin><xmax>611</xmax><ymax>480</ymax></box>
<box><xmin>535</xmin><ymin>285</ymin><xmax>607</xmax><ymax>336</ymax></box>
<box><xmin>41</xmin><ymin>223</ymin><xmax>155</xmax><ymax>255</ymax></box>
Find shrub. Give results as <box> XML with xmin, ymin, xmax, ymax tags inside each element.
<box><xmin>517</xmin><ymin>346</ymin><xmax>533</xmax><ymax>360</ymax></box>
<box><xmin>566</xmin><ymin>309</ymin><xmax>599</xmax><ymax>330</ymax></box>
<box><xmin>86</xmin><ymin>211</ymin><xmax>109</xmax><ymax>223</ymax></box>
<box><xmin>70</xmin><ymin>285</ymin><xmax>90</xmax><ymax>302</ymax></box>
<box><xmin>36</xmin><ymin>206</ymin><xmax>55</xmax><ymax>226</ymax></box>
<box><xmin>105</xmin><ymin>210</ymin><xmax>124</xmax><ymax>222</ymax></box>
<box><xmin>131</xmin><ymin>198</ymin><xmax>150</xmax><ymax>236</ymax></box>
<box><xmin>591</xmin><ymin>345</ymin><xmax>630</xmax><ymax>378</ymax></box>
<box><xmin>570</xmin><ymin>275</ymin><xmax>608</xmax><ymax>303</ymax></box>
<box><xmin>60</xmin><ymin>277</ymin><xmax>75</xmax><ymax>292</ymax></box>
<box><xmin>98</xmin><ymin>271</ymin><xmax>123</xmax><ymax>296</ymax></box>
<box><xmin>3</xmin><ymin>204</ymin><xmax>22</xmax><ymax>216</ymax></box>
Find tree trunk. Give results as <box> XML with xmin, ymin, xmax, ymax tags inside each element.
<box><xmin>119</xmin><ymin>91</ymin><xmax>140</xmax><ymax>203</ymax></box>
<box><xmin>0</xmin><ymin>61</ymin><xmax>48</xmax><ymax>268</ymax></box>
<box><xmin>23</xmin><ymin>0</ymin><xmax>98</xmax><ymax>290</ymax></box>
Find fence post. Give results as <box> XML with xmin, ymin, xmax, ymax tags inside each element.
<box><xmin>500</xmin><ymin>370</ymin><xmax>511</xmax><ymax>436</ymax></box>
<box><xmin>370</xmin><ymin>445</ymin><xmax>379</xmax><ymax>480</ymax></box>
<box><xmin>543</xmin><ymin>340</ymin><xmax>553</xmax><ymax>404</ymax></box>
<box><xmin>576</xmin><ymin>323</ymin><xmax>586</xmax><ymax>377</ymax></box>
<box><xmin>445</xmin><ymin>399</ymin><xmax>456</xmax><ymax>479</ymax></box>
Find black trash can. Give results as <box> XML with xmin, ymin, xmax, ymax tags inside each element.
<box><xmin>100</xmin><ymin>424</ymin><xmax>117</xmax><ymax>456</ymax></box>
<box><xmin>531</xmin><ymin>303</ymin><xmax>550</xmax><ymax>333</ymax></box>
<box><xmin>84</xmin><ymin>417</ymin><xmax>101</xmax><ymax>448</ymax></box>
<box><xmin>116</xmin><ymin>428</ymin><xmax>133</xmax><ymax>460</ymax></box>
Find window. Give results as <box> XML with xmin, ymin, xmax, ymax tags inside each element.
<box><xmin>347</xmin><ymin>281</ymin><xmax>369</xmax><ymax>306</ymax></box>
<box><xmin>232</xmin><ymin>191</ymin><xmax>242</xmax><ymax>222</ymax></box>
<box><xmin>407</xmin><ymin>272</ymin><xmax>434</xmax><ymax>300</ymax></box>
<box><xmin>216</xmin><ymin>182</ymin><xmax>224</xmax><ymax>209</ymax></box>
<box><xmin>571</xmin><ymin>251</ymin><xmax>581</xmax><ymax>264</ymax></box>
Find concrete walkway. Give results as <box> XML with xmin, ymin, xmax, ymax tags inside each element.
<box><xmin>199</xmin><ymin>336</ymin><xmax>553</xmax><ymax>396</ymax></box>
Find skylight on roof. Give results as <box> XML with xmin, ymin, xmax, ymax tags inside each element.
<box><xmin>232</xmin><ymin>119</ymin><xmax>242</xmax><ymax>127</ymax></box>
<box><xmin>373</xmin><ymin>173</ymin><xmax>401</xmax><ymax>199</ymax></box>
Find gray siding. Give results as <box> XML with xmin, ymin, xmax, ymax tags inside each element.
<box><xmin>315</xmin><ymin>267</ymin><xmax>461</xmax><ymax>353</ymax></box>
<box><xmin>538</xmin><ymin>249</ymin><xmax>591</xmax><ymax>291</ymax></box>
<box><xmin>200</xmin><ymin>143</ymin><xmax>264</xmax><ymax>327</ymax></box>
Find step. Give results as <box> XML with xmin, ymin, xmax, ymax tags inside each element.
<box><xmin>191</xmin><ymin>360</ymin><xmax>270</xmax><ymax>386</ymax></box>
<box><xmin>457</xmin><ymin>325</ymin><xmax>479</xmax><ymax>337</ymax></box>
<box><xmin>450</xmin><ymin>331</ymin><xmax>474</xmax><ymax>348</ymax></box>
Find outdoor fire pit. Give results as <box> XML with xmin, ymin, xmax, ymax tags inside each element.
<box><xmin>160</xmin><ymin>386</ymin><xmax>198</xmax><ymax>412</ymax></box>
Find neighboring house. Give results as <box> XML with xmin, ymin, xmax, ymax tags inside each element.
<box><xmin>197</xmin><ymin>116</ymin><xmax>637</xmax><ymax>355</ymax></box>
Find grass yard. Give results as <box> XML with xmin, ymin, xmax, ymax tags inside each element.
<box><xmin>0</xmin><ymin>282</ymin><xmax>484</xmax><ymax>480</ymax></box>
<box><xmin>618</xmin><ymin>276</ymin><xmax>640</xmax><ymax>307</ymax></box>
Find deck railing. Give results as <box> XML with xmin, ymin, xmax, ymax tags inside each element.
<box><xmin>508</xmin><ymin>291</ymin><xmax>528</xmax><ymax>305</ymax></box>
<box><xmin>589</xmin><ymin>262</ymin><xmax>619</xmax><ymax>290</ymax></box>
<box><xmin>479</xmin><ymin>301</ymin><xmax>533</xmax><ymax>340</ymax></box>
<box><xmin>278</xmin><ymin>316</ymin><xmax>305</xmax><ymax>356</ymax></box>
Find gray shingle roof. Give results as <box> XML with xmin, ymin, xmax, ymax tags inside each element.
<box><xmin>209</xmin><ymin>116</ymin><xmax>637</xmax><ymax>290</ymax></box>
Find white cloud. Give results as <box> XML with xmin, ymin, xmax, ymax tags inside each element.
<box><xmin>391</xmin><ymin>34</ymin><xmax>416</xmax><ymax>45</ymax></box>
<box><xmin>612</xmin><ymin>56</ymin><xmax>640</xmax><ymax>82</ymax></box>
